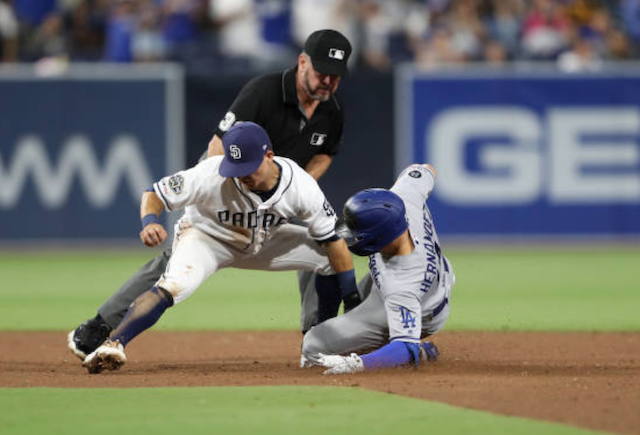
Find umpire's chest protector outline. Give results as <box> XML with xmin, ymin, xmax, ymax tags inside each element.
<box><xmin>154</xmin><ymin>157</ymin><xmax>337</xmax><ymax>253</ymax></box>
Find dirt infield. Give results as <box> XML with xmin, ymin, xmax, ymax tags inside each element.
<box><xmin>1</xmin><ymin>331</ymin><xmax>639</xmax><ymax>435</ymax></box>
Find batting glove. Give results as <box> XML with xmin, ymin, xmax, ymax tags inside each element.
<box><xmin>419</xmin><ymin>341</ymin><xmax>439</xmax><ymax>363</ymax></box>
<box><xmin>317</xmin><ymin>353</ymin><xmax>365</xmax><ymax>375</ymax></box>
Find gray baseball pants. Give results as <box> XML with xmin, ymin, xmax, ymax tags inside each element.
<box><xmin>301</xmin><ymin>263</ymin><xmax>453</xmax><ymax>363</ymax></box>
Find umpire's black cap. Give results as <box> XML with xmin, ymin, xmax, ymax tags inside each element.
<box><xmin>304</xmin><ymin>29</ymin><xmax>352</xmax><ymax>77</ymax></box>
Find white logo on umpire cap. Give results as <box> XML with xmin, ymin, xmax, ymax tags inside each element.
<box><xmin>329</xmin><ymin>48</ymin><xmax>345</xmax><ymax>60</ymax></box>
<box><xmin>229</xmin><ymin>144</ymin><xmax>242</xmax><ymax>159</ymax></box>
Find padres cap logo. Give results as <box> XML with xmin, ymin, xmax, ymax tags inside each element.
<box><xmin>229</xmin><ymin>144</ymin><xmax>242</xmax><ymax>160</ymax></box>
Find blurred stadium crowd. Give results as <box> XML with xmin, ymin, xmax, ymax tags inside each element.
<box><xmin>0</xmin><ymin>0</ymin><xmax>639</xmax><ymax>73</ymax></box>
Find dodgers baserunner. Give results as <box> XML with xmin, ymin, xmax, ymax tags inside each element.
<box><xmin>301</xmin><ymin>164</ymin><xmax>455</xmax><ymax>374</ymax></box>
<box><xmin>83</xmin><ymin>122</ymin><xmax>357</xmax><ymax>374</ymax></box>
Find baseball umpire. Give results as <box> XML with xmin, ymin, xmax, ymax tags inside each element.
<box><xmin>68</xmin><ymin>29</ymin><xmax>358</xmax><ymax>360</ymax></box>
<box><xmin>300</xmin><ymin>164</ymin><xmax>456</xmax><ymax>374</ymax></box>
<box><xmin>83</xmin><ymin>122</ymin><xmax>357</xmax><ymax>373</ymax></box>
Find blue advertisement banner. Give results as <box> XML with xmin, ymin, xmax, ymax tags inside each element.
<box><xmin>0</xmin><ymin>66</ymin><xmax>184</xmax><ymax>241</ymax></box>
<box><xmin>395</xmin><ymin>68</ymin><xmax>640</xmax><ymax>238</ymax></box>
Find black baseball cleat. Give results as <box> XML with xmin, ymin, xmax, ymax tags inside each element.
<box><xmin>67</xmin><ymin>315</ymin><xmax>113</xmax><ymax>360</ymax></box>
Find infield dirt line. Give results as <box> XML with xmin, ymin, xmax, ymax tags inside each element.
<box><xmin>1</xmin><ymin>331</ymin><xmax>639</xmax><ymax>435</ymax></box>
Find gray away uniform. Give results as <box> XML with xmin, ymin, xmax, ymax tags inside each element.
<box><xmin>302</xmin><ymin>165</ymin><xmax>456</xmax><ymax>360</ymax></box>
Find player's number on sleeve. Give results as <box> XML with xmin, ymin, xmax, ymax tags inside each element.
<box><xmin>323</xmin><ymin>199</ymin><xmax>336</xmax><ymax>217</ymax></box>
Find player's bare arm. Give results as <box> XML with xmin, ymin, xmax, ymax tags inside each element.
<box><xmin>139</xmin><ymin>191</ymin><xmax>168</xmax><ymax>247</ymax></box>
<box><xmin>207</xmin><ymin>135</ymin><xmax>224</xmax><ymax>157</ymax></box>
<box><xmin>323</xmin><ymin>238</ymin><xmax>354</xmax><ymax>273</ymax></box>
<box><xmin>305</xmin><ymin>154</ymin><xmax>333</xmax><ymax>180</ymax></box>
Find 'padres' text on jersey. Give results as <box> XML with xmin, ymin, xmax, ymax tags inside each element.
<box><xmin>153</xmin><ymin>156</ymin><xmax>337</xmax><ymax>253</ymax></box>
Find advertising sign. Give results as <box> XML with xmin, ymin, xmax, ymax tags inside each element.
<box><xmin>396</xmin><ymin>67</ymin><xmax>640</xmax><ymax>237</ymax></box>
<box><xmin>0</xmin><ymin>65</ymin><xmax>184</xmax><ymax>241</ymax></box>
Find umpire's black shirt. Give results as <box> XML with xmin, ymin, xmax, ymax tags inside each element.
<box><xmin>213</xmin><ymin>66</ymin><xmax>344</xmax><ymax>169</ymax></box>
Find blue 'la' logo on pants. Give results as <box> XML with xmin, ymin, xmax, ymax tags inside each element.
<box><xmin>399</xmin><ymin>306</ymin><xmax>417</xmax><ymax>329</ymax></box>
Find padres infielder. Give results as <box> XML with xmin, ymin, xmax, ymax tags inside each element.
<box><xmin>300</xmin><ymin>164</ymin><xmax>455</xmax><ymax>374</ymax></box>
<box><xmin>68</xmin><ymin>29</ymin><xmax>356</xmax><ymax>361</ymax></box>
<box><xmin>83</xmin><ymin>122</ymin><xmax>357</xmax><ymax>373</ymax></box>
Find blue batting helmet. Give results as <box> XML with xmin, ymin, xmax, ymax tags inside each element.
<box><xmin>338</xmin><ymin>188</ymin><xmax>408</xmax><ymax>256</ymax></box>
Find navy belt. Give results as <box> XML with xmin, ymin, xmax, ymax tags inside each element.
<box><xmin>433</xmin><ymin>297</ymin><xmax>449</xmax><ymax>317</ymax></box>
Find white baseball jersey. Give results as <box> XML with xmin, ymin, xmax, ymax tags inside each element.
<box><xmin>153</xmin><ymin>156</ymin><xmax>337</xmax><ymax>255</ymax></box>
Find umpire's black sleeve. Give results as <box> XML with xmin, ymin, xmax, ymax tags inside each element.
<box><xmin>213</xmin><ymin>75</ymin><xmax>266</xmax><ymax>138</ymax></box>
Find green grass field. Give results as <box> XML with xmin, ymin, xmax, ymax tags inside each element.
<box><xmin>0</xmin><ymin>387</ymin><xmax>609</xmax><ymax>435</ymax></box>
<box><xmin>1</xmin><ymin>247</ymin><xmax>638</xmax><ymax>435</ymax></box>
<box><xmin>0</xmin><ymin>248</ymin><xmax>638</xmax><ymax>331</ymax></box>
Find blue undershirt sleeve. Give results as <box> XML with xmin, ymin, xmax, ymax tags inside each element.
<box><xmin>360</xmin><ymin>341</ymin><xmax>421</xmax><ymax>370</ymax></box>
